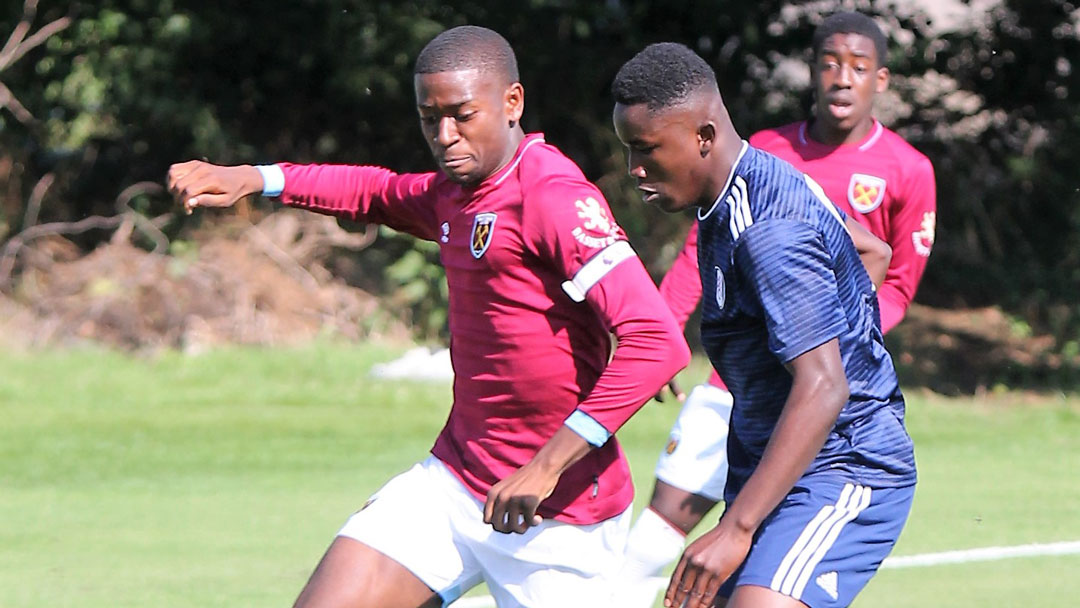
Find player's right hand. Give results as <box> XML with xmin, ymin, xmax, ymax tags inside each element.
<box><xmin>166</xmin><ymin>161</ymin><xmax>264</xmax><ymax>214</ymax></box>
<box><xmin>665</xmin><ymin>520</ymin><xmax>751</xmax><ymax>608</ymax></box>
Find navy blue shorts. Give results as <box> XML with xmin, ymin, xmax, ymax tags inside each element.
<box><xmin>718</xmin><ymin>476</ymin><xmax>915</xmax><ymax>607</ymax></box>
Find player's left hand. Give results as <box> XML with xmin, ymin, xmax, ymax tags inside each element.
<box><xmin>664</xmin><ymin>520</ymin><xmax>752</xmax><ymax>608</ymax></box>
<box><xmin>483</xmin><ymin>462</ymin><xmax>559</xmax><ymax>534</ymax></box>
<box><xmin>654</xmin><ymin>378</ymin><xmax>686</xmax><ymax>403</ymax></box>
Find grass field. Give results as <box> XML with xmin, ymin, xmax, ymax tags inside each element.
<box><xmin>1</xmin><ymin>341</ymin><xmax>1078</xmax><ymax>607</ymax></box>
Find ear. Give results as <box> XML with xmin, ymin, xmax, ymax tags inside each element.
<box><xmin>505</xmin><ymin>82</ymin><xmax>525</xmax><ymax>126</ymax></box>
<box><xmin>698</xmin><ymin>122</ymin><xmax>717</xmax><ymax>158</ymax></box>
<box><xmin>875</xmin><ymin>66</ymin><xmax>890</xmax><ymax>94</ymax></box>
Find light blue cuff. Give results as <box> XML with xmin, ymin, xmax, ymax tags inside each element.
<box><xmin>565</xmin><ymin>410</ymin><xmax>611</xmax><ymax>447</ymax></box>
<box><xmin>255</xmin><ymin>164</ymin><xmax>285</xmax><ymax>197</ymax></box>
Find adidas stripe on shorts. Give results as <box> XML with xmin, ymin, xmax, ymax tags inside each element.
<box><xmin>718</xmin><ymin>474</ymin><xmax>915</xmax><ymax>607</ymax></box>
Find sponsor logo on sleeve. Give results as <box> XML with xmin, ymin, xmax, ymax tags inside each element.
<box><xmin>848</xmin><ymin>173</ymin><xmax>887</xmax><ymax>213</ymax></box>
<box><xmin>572</xmin><ymin>197</ymin><xmax>621</xmax><ymax>248</ymax></box>
<box><xmin>912</xmin><ymin>211</ymin><xmax>936</xmax><ymax>257</ymax></box>
<box><xmin>470</xmin><ymin>212</ymin><xmax>497</xmax><ymax>259</ymax></box>
<box><xmin>440</xmin><ymin>221</ymin><xmax>450</xmax><ymax>243</ymax></box>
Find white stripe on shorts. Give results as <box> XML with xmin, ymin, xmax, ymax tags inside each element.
<box><xmin>770</xmin><ymin>483</ymin><xmax>872</xmax><ymax>600</ymax></box>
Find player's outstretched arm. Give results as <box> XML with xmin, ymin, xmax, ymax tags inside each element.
<box><xmin>665</xmin><ymin>339</ymin><xmax>848</xmax><ymax>608</ymax></box>
<box><xmin>846</xmin><ymin>216</ymin><xmax>891</xmax><ymax>289</ymax></box>
<box><xmin>167</xmin><ymin>161</ymin><xmax>264</xmax><ymax>214</ymax></box>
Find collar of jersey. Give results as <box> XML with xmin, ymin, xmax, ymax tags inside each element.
<box><xmin>798</xmin><ymin>119</ymin><xmax>883</xmax><ymax>152</ymax></box>
<box><xmin>467</xmin><ymin>133</ymin><xmax>546</xmax><ymax>191</ymax></box>
<box><xmin>698</xmin><ymin>140</ymin><xmax>749</xmax><ymax>221</ymax></box>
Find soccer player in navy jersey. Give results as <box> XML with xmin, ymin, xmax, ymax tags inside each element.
<box><xmin>611</xmin><ymin>43</ymin><xmax>916</xmax><ymax>608</ymax></box>
<box><xmin>168</xmin><ymin>26</ymin><xmax>689</xmax><ymax>608</ymax></box>
<box><xmin>613</xmin><ymin>13</ymin><xmax>926</xmax><ymax>606</ymax></box>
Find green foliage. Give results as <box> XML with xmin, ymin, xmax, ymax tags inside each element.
<box><xmin>1</xmin><ymin>0</ymin><xmax>1078</xmax><ymax>347</ymax></box>
<box><xmin>381</xmin><ymin>226</ymin><xmax>448</xmax><ymax>340</ymax></box>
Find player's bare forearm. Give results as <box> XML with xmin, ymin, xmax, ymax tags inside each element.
<box><xmin>722</xmin><ymin>338</ymin><xmax>848</xmax><ymax>535</ymax></box>
<box><xmin>483</xmin><ymin>425</ymin><xmax>592</xmax><ymax>534</ymax></box>
<box><xmin>846</xmin><ymin>216</ymin><xmax>890</xmax><ymax>288</ymax></box>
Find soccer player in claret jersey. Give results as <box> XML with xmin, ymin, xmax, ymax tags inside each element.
<box><xmin>611</xmin><ymin>42</ymin><xmax>916</xmax><ymax>608</ymax></box>
<box><xmin>612</xmin><ymin>13</ymin><xmax>933</xmax><ymax>606</ymax></box>
<box><xmin>750</xmin><ymin>11</ymin><xmax>936</xmax><ymax>334</ymax></box>
<box><xmin>167</xmin><ymin>26</ymin><xmax>689</xmax><ymax>608</ymax></box>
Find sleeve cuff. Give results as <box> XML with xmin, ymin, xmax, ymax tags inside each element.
<box><xmin>255</xmin><ymin>164</ymin><xmax>285</xmax><ymax>197</ymax></box>
<box><xmin>565</xmin><ymin>409</ymin><xmax>612</xmax><ymax>447</ymax></box>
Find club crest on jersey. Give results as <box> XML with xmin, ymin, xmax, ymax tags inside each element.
<box><xmin>470</xmin><ymin>213</ymin><xmax>497</xmax><ymax>259</ymax></box>
<box><xmin>848</xmin><ymin>173</ymin><xmax>887</xmax><ymax>213</ymax></box>
<box><xmin>912</xmin><ymin>211</ymin><xmax>936</xmax><ymax>257</ymax></box>
<box><xmin>715</xmin><ymin>266</ymin><xmax>726</xmax><ymax>309</ymax></box>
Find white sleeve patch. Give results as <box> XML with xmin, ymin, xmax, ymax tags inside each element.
<box><xmin>256</xmin><ymin>164</ymin><xmax>285</xmax><ymax>197</ymax></box>
<box><xmin>561</xmin><ymin>240</ymin><xmax>635</xmax><ymax>302</ymax></box>
<box><xmin>565</xmin><ymin>410</ymin><xmax>612</xmax><ymax>447</ymax></box>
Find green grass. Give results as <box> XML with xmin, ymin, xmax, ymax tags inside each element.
<box><xmin>0</xmin><ymin>343</ymin><xmax>1078</xmax><ymax>607</ymax></box>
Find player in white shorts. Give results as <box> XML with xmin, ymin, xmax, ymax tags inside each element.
<box><xmin>169</xmin><ymin>25</ymin><xmax>688</xmax><ymax>608</ymax></box>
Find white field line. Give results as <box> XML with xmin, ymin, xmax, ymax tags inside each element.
<box><xmin>449</xmin><ymin>540</ymin><xmax>1080</xmax><ymax>607</ymax></box>
<box><xmin>880</xmin><ymin>540</ymin><xmax>1080</xmax><ymax>569</ymax></box>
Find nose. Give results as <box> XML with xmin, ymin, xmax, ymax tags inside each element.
<box><xmin>436</xmin><ymin>116</ymin><xmax>459</xmax><ymax>147</ymax></box>
<box><xmin>626</xmin><ymin>153</ymin><xmax>646</xmax><ymax>179</ymax></box>
<box><xmin>835</xmin><ymin>64</ymin><xmax>854</xmax><ymax>87</ymax></box>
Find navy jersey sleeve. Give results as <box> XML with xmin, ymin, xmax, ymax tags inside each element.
<box><xmin>734</xmin><ymin>219</ymin><xmax>848</xmax><ymax>363</ymax></box>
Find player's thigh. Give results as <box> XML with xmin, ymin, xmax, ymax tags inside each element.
<box><xmin>293</xmin><ymin>536</ymin><xmax>441</xmax><ymax>608</ymax></box>
<box><xmin>723</xmin><ymin>583</ymin><xmax>808</xmax><ymax>608</ymax></box>
<box><xmin>720</xmin><ymin>478</ymin><xmax>914</xmax><ymax>608</ymax></box>
<box><xmin>476</xmin><ymin>507</ymin><xmax>632</xmax><ymax>607</ymax></box>
<box><xmin>654</xmin><ymin>383</ymin><xmax>732</xmax><ymax>502</ymax></box>
<box><xmin>331</xmin><ymin>457</ymin><xmax>485</xmax><ymax>605</ymax></box>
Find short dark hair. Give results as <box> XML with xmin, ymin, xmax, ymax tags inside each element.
<box><xmin>611</xmin><ymin>42</ymin><xmax>717</xmax><ymax>112</ymax></box>
<box><xmin>414</xmin><ymin>25</ymin><xmax>519</xmax><ymax>85</ymax></box>
<box><xmin>812</xmin><ymin>12</ymin><xmax>888</xmax><ymax>67</ymax></box>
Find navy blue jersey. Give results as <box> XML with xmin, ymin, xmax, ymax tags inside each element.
<box><xmin>697</xmin><ymin>142</ymin><xmax>916</xmax><ymax>497</ymax></box>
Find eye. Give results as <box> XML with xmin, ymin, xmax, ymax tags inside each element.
<box><xmin>456</xmin><ymin>111</ymin><xmax>476</xmax><ymax>122</ymax></box>
<box><xmin>420</xmin><ymin>114</ymin><xmax>438</xmax><ymax>126</ymax></box>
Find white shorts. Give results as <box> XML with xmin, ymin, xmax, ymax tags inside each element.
<box><xmin>338</xmin><ymin>455</ymin><xmax>631</xmax><ymax>608</ymax></box>
<box><xmin>653</xmin><ymin>383</ymin><xmax>733</xmax><ymax>501</ymax></box>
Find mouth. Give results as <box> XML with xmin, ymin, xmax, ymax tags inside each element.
<box><xmin>441</xmin><ymin>156</ymin><xmax>471</xmax><ymax>170</ymax></box>
<box><xmin>825</xmin><ymin>98</ymin><xmax>855</xmax><ymax>120</ymax></box>
<box><xmin>637</xmin><ymin>185</ymin><xmax>661</xmax><ymax>204</ymax></box>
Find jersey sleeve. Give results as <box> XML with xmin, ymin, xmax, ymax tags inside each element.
<box><xmin>879</xmin><ymin>155</ymin><xmax>936</xmax><ymax>333</ymax></box>
<box><xmin>735</xmin><ymin>219</ymin><xmax>848</xmax><ymax>364</ymax></box>
<box><xmin>274</xmin><ymin>163</ymin><xmax>441</xmax><ymax>241</ymax></box>
<box><xmin>524</xmin><ymin>178</ymin><xmax>690</xmax><ymax>445</ymax></box>
<box><xmin>658</xmin><ymin>223</ymin><xmax>703</xmax><ymax>329</ymax></box>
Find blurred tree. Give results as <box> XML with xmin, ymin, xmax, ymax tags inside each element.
<box><xmin>0</xmin><ymin>0</ymin><xmax>1076</xmax><ymax>345</ymax></box>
